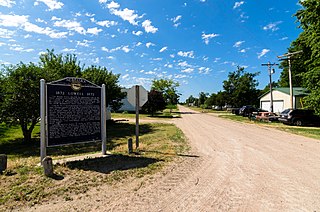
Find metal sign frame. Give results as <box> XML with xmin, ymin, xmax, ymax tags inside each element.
<box><xmin>40</xmin><ymin>78</ymin><xmax>107</xmax><ymax>164</ymax></box>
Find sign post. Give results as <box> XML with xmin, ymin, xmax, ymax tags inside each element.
<box><xmin>127</xmin><ymin>85</ymin><xmax>148</xmax><ymax>149</ymax></box>
<box><xmin>40</xmin><ymin>79</ymin><xmax>46</xmax><ymax>164</ymax></box>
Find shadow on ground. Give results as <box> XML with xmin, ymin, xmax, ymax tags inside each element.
<box><xmin>65</xmin><ymin>154</ymin><xmax>162</xmax><ymax>174</ymax></box>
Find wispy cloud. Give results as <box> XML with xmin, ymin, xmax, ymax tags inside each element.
<box><xmin>34</xmin><ymin>0</ymin><xmax>64</xmax><ymax>11</ymax></box>
<box><xmin>159</xmin><ymin>46</ymin><xmax>168</xmax><ymax>53</ymax></box>
<box><xmin>257</xmin><ymin>49</ymin><xmax>270</xmax><ymax>59</ymax></box>
<box><xmin>101</xmin><ymin>45</ymin><xmax>131</xmax><ymax>53</ymax></box>
<box><xmin>171</xmin><ymin>15</ymin><xmax>182</xmax><ymax>28</ymax></box>
<box><xmin>263</xmin><ymin>21</ymin><xmax>282</xmax><ymax>32</ymax></box>
<box><xmin>146</xmin><ymin>42</ymin><xmax>155</xmax><ymax>48</ymax></box>
<box><xmin>177</xmin><ymin>50</ymin><xmax>194</xmax><ymax>58</ymax></box>
<box><xmin>132</xmin><ymin>30</ymin><xmax>143</xmax><ymax>36</ymax></box>
<box><xmin>233</xmin><ymin>1</ymin><xmax>244</xmax><ymax>9</ymax></box>
<box><xmin>233</xmin><ymin>40</ymin><xmax>245</xmax><ymax>48</ymax></box>
<box><xmin>201</xmin><ymin>32</ymin><xmax>219</xmax><ymax>45</ymax></box>
<box><xmin>181</xmin><ymin>68</ymin><xmax>194</xmax><ymax>73</ymax></box>
<box><xmin>96</xmin><ymin>20</ymin><xmax>118</xmax><ymax>27</ymax></box>
<box><xmin>0</xmin><ymin>0</ymin><xmax>15</xmax><ymax>7</ymax></box>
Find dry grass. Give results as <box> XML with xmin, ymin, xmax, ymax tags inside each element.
<box><xmin>0</xmin><ymin>122</ymin><xmax>187</xmax><ymax>211</ymax></box>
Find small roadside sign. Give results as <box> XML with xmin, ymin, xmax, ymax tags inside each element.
<box><xmin>127</xmin><ymin>85</ymin><xmax>148</xmax><ymax>107</ymax></box>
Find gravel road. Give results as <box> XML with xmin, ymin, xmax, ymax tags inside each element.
<box><xmin>28</xmin><ymin>105</ymin><xmax>320</xmax><ymax>211</ymax></box>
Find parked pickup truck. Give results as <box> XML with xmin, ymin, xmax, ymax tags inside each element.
<box><xmin>278</xmin><ymin>109</ymin><xmax>320</xmax><ymax>126</ymax></box>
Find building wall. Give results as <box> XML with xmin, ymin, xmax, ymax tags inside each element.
<box><xmin>260</xmin><ymin>90</ymin><xmax>305</xmax><ymax>112</ymax></box>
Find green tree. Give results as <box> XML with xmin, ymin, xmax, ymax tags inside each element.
<box><xmin>278</xmin><ymin>34</ymin><xmax>311</xmax><ymax>87</ymax></box>
<box><xmin>142</xmin><ymin>90</ymin><xmax>166</xmax><ymax>116</ymax></box>
<box><xmin>151</xmin><ymin>79</ymin><xmax>180</xmax><ymax>105</ymax></box>
<box><xmin>1</xmin><ymin>63</ymin><xmax>45</xmax><ymax>142</ymax></box>
<box><xmin>294</xmin><ymin>0</ymin><xmax>320</xmax><ymax>113</ymax></box>
<box><xmin>185</xmin><ymin>95</ymin><xmax>196</xmax><ymax>106</ymax></box>
<box><xmin>223</xmin><ymin>66</ymin><xmax>259</xmax><ymax>107</ymax></box>
<box><xmin>82</xmin><ymin>65</ymin><xmax>125</xmax><ymax>111</ymax></box>
<box><xmin>204</xmin><ymin>93</ymin><xmax>217</xmax><ymax>108</ymax></box>
<box><xmin>39</xmin><ymin>49</ymin><xmax>82</xmax><ymax>80</ymax></box>
<box><xmin>198</xmin><ymin>92</ymin><xmax>208</xmax><ymax>105</ymax></box>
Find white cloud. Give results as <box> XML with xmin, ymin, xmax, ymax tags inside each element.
<box><xmin>9</xmin><ymin>46</ymin><xmax>34</xmax><ymax>52</ymax></box>
<box><xmin>142</xmin><ymin>20</ymin><xmax>158</xmax><ymax>33</ymax></box>
<box><xmin>101</xmin><ymin>45</ymin><xmax>131</xmax><ymax>53</ymax></box>
<box><xmin>233</xmin><ymin>1</ymin><xmax>244</xmax><ymax>9</ymax></box>
<box><xmin>53</xmin><ymin>19</ymin><xmax>86</xmax><ymax>34</ymax></box>
<box><xmin>107</xmin><ymin>1</ymin><xmax>120</xmax><ymax>9</ymax></box>
<box><xmin>178</xmin><ymin>61</ymin><xmax>190</xmax><ymax>67</ymax></box>
<box><xmin>96</xmin><ymin>20</ymin><xmax>118</xmax><ymax>27</ymax></box>
<box><xmin>61</xmin><ymin>48</ymin><xmax>76</xmax><ymax>52</ymax></box>
<box><xmin>87</xmin><ymin>27</ymin><xmax>102</xmax><ymax>35</ymax></box>
<box><xmin>132</xmin><ymin>30</ymin><xmax>143</xmax><ymax>36</ymax></box>
<box><xmin>181</xmin><ymin>68</ymin><xmax>194</xmax><ymax>73</ymax></box>
<box><xmin>199</xmin><ymin>67</ymin><xmax>210</xmax><ymax>74</ymax></box>
<box><xmin>171</xmin><ymin>15</ymin><xmax>182</xmax><ymax>27</ymax></box>
<box><xmin>177</xmin><ymin>50</ymin><xmax>194</xmax><ymax>58</ymax></box>
<box><xmin>122</xmin><ymin>46</ymin><xmax>131</xmax><ymax>53</ymax></box>
<box><xmin>34</xmin><ymin>0</ymin><xmax>64</xmax><ymax>11</ymax></box>
<box><xmin>280</xmin><ymin>37</ymin><xmax>288</xmax><ymax>41</ymax></box>
<box><xmin>0</xmin><ymin>0</ymin><xmax>16</xmax><ymax>7</ymax></box>
<box><xmin>201</xmin><ymin>32</ymin><xmax>219</xmax><ymax>45</ymax></box>
<box><xmin>146</xmin><ymin>42</ymin><xmax>155</xmax><ymax>48</ymax></box>
<box><xmin>239</xmin><ymin>49</ymin><xmax>246</xmax><ymax>53</ymax></box>
<box><xmin>122</xmin><ymin>73</ymin><xmax>130</xmax><ymax>80</ymax></box>
<box><xmin>110</xmin><ymin>7</ymin><xmax>139</xmax><ymax>25</ymax></box>
<box><xmin>257</xmin><ymin>49</ymin><xmax>270</xmax><ymax>59</ymax></box>
<box><xmin>233</xmin><ymin>40</ymin><xmax>244</xmax><ymax>48</ymax></box>
<box><xmin>77</xmin><ymin>39</ymin><xmax>92</xmax><ymax>47</ymax></box>
<box><xmin>135</xmin><ymin>42</ymin><xmax>142</xmax><ymax>46</ymax></box>
<box><xmin>0</xmin><ymin>28</ymin><xmax>14</xmax><ymax>38</ymax></box>
<box><xmin>263</xmin><ymin>21</ymin><xmax>282</xmax><ymax>32</ymax></box>
<box><xmin>159</xmin><ymin>46</ymin><xmax>167</xmax><ymax>53</ymax></box>
<box><xmin>175</xmin><ymin>74</ymin><xmax>187</xmax><ymax>79</ymax></box>
<box><xmin>145</xmin><ymin>71</ymin><xmax>156</xmax><ymax>75</ymax></box>
<box><xmin>0</xmin><ymin>14</ymin><xmax>28</xmax><ymax>27</ymax></box>
<box><xmin>0</xmin><ymin>14</ymin><xmax>67</xmax><ymax>38</ymax></box>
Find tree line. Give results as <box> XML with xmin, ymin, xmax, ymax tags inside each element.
<box><xmin>187</xmin><ymin>0</ymin><xmax>320</xmax><ymax>113</ymax></box>
<box><xmin>0</xmin><ymin>49</ymin><xmax>180</xmax><ymax>142</ymax></box>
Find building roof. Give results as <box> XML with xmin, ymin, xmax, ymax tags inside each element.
<box><xmin>259</xmin><ymin>87</ymin><xmax>309</xmax><ymax>99</ymax></box>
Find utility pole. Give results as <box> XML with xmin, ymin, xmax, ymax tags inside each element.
<box><xmin>262</xmin><ymin>62</ymin><xmax>278</xmax><ymax>112</ymax></box>
<box><xmin>277</xmin><ymin>50</ymin><xmax>303</xmax><ymax>109</ymax></box>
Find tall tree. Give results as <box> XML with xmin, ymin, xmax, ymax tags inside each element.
<box><xmin>294</xmin><ymin>0</ymin><xmax>320</xmax><ymax>113</ymax></box>
<box><xmin>82</xmin><ymin>65</ymin><xmax>125</xmax><ymax>111</ymax></box>
<box><xmin>1</xmin><ymin>63</ymin><xmax>45</xmax><ymax>142</ymax></box>
<box><xmin>151</xmin><ymin>79</ymin><xmax>180</xmax><ymax>105</ymax></box>
<box><xmin>185</xmin><ymin>95</ymin><xmax>196</xmax><ymax>106</ymax></box>
<box><xmin>198</xmin><ymin>92</ymin><xmax>208</xmax><ymax>105</ymax></box>
<box><xmin>142</xmin><ymin>90</ymin><xmax>166</xmax><ymax>116</ymax></box>
<box><xmin>39</xmin><ymin>49</ymin><xmax>82</xmax><ymax>80</ymax></box>
<box><xmin>223</xmin><ymin>66</ymin><xmax>259</xmax><ymax>107</ymax></box>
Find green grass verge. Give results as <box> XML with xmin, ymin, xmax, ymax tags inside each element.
<box><xmin>218</xmin><ymin>113</ymin><xmax>320</xmax><ymax>140</ymax></box>
<box><xmin>0</xmin><ymin>122</ymin><xmax>188</xmax><ymax>210</ymax></box>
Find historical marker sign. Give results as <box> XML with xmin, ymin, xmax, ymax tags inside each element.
<box><xmin>46</xmin><ymin>78</ymin><xmax>102</xmax><ymax>146</ymax></box>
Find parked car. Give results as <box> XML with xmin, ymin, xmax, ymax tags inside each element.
<box><xmin>278</xmin><ymin>109</ymin><xmax>320</xmax><ymax>126</ymax></box>
<box><xmin>239</xmin><ymin>105</ymin><xmax>256</xmax><ymax>117</ymax></box>
<box><xmin>239</xmin><ymin>106</ymin><xmax>267</xmax><ymax>117</ymax></box>
<box><xmin>256</xmin><ymin>112</ymin><xmax>279</xmax><ymax>122</ymax></box>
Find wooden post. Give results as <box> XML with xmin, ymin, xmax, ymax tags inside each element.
<box><xmin>135</xmin><ymin>85</ymin><xmax>140</xmax><ymax>149</ymax></box>
<box><xmin>0</xmin><ymin>154</ymin><xmax>7</xmax><ymax>173</ymax></box>
<box><xmin>128</xmin><ymin>138</ymin><xmax>133</xmax><ymax>154</ymax></box>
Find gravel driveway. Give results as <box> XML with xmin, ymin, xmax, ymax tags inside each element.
<box><xmin>28</xmin><ymin>105</ymin><xmax>320</xmax><ymax>211</ymax></box>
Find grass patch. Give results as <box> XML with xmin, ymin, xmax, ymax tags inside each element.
<box><xmin>0</xmin><ymin>122</ymin><xmax>187</xmax><ymax>210</ymax></box>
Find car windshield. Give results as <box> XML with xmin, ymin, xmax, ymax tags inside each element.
<box><xmin>281</xmin><ymin>109</ymin><xmax>290</xmax><ymax>114</ymax></box>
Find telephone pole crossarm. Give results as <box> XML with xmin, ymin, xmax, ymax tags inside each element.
<box><xmin>261</xmin><ymin>62</ymin><xmax>279</xmax><ymax>112</ymax></box>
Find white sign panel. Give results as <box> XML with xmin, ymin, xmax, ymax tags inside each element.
<box><xmin>127</xmin><ymin>85</ymin><xmax>148</xmax><ymax>107</ymax></box>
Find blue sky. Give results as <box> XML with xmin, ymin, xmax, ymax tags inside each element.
<box><xmin>0</xmin><ymin>0</ymin><xmax>302</xmax><ymax>101</ymax></box>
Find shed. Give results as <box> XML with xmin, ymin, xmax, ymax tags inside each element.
<box><xmin>259</xmin><ymin>87</ymin><xmax>309</xmax><ymax>113</ymax></box>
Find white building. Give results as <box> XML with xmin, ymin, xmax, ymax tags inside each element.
<box><xmin>259</xmin><ymin>87</ymin><xmax>309</xmax><ymax>113</ymax></box>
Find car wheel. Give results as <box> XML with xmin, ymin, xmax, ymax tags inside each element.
<box><xmin>294</xmin><ymin>119</ymin><xmax>303</xmax><ymax>126</ymax></box>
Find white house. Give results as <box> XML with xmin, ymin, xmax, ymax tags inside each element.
<box><xmin>259</xmin><ymin>87</ymin><xmax>309</xmax><ymax>113</ymax></box>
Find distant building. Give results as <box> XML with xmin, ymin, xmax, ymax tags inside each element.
<box><xmin>259</xmin><ymin>87</ymin><xmax>309</xmax><ymax>113</ymax></box>
<box><xmin>118</xmin><ymin>88</ymin><xmax>135</xmax><ymax>112</ymax></box>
